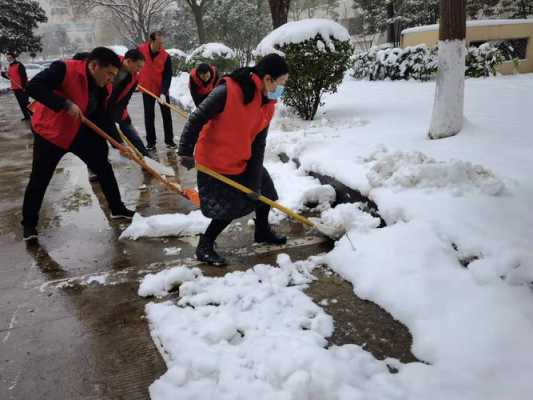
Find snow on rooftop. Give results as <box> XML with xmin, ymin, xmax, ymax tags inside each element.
<box><xmin>186</xmin><ymin>42</ymin><xmax>235</xmax><ymax>62</ymax></box>
<box><xmin>255</xmin><ymin>18</ymin><xmax>351</xmax><ymax>56</ymax></box>
<box><xmin>402</xmin><ymin>18</ymin><xmax>533</xmax><ymax>35</ymax></box>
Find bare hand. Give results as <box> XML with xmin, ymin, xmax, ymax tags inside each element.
<box><xmin>66</xmin><ymin>102</ymin><xmax>82</xmax><ymax>119</ymax></box>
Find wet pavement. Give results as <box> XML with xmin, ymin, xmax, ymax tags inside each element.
<box><xmin>0</xmin><ymin>92</ymin><xmax>416</xmax><ymax>400</ymax></box>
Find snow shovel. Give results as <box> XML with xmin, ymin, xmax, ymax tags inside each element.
<box><xmin>80</xmin><ymin>115</ymin><xmax>200</xmax><ymax>207</ymax></box>
<box><xmin>195</xmin><ymin>163</ymin><xmax>347</xmax><ymax>241</ymax></box>
<box><xmin>137</xmin><ymin>85</ymin><xmax>189</xmax><ymax>119</ymax></box>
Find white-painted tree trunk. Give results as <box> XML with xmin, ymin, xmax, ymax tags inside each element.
<box><xmin>428</xmin><ymin>39</ymin><xmax>466</xmax><ymax>139</ymax></box>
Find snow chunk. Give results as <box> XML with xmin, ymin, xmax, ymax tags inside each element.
<box><xmin>255</xmin><ymin>18</ymin><xmax>351</xmax><ymax>56</ymax></box>
<box><xmin>319</xmin><ymin>203</ymin><xmax>380</xmax><ymax>235</ymax></box>
<box><xmin>139</xmin><ymin>266</ymin><xmax>202</xmax><ymax>298</ymax></box>
<box><xmin>163</xmin><ymin>247</ymin><xmax>182</xmax><ymax>256</ymax></box>
<box><xmin>120</xmin><ymin>211</ymin><xmax>209</xmax><ymax>240</ymax></box>
<box><xmin>367</xmin><ymin>150</ymin><xmax>505</xmax><ymax>195</ymax></box>
<box><xmin>186</xmin><ymin>43</ymin><xmax>235</xmax><ymax>62</ymax></box>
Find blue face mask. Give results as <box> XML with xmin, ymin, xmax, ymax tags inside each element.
<box><xmin>267</xmin><ymin>85</ymin><xmax>285</xmax><ymax>101</ymax></box>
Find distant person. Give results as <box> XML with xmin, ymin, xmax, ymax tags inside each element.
<box><xmin>178</xmin><ymin>54</ymin><xmax>289</xmax><ymax>265</ymax></box>
<box><xmin>1</xmin><ymin>51</ymin><xmax>31</xmax><ymax>121</ymax></box>
<box><xmin>22</xmin><ymin>47</ymin><xmax>135</xmax><ymax>241</ymax></box>
<box><xmin>189</xmin><ymin>63</ymin><xmax>219</xmax><ymax>107</ymax></box>
<box><xmin>137</xmin><ymin>31</ymin><xmax>175</xmax><ymax>150</ymax></box>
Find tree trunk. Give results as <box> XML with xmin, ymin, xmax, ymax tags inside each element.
<box><xmin>268</xmin><ymin>0</ymin><xmax>291</xmax><ymax>29</ymax></box>
<box><xmin>428</xmin><ymin>0</ymin><xmax>466</xmax><ymax>140</ymax></box>
<box><xmin>192</xmin><ymin>6</ymin><xmax>207</xmax><ymax>44</ymax></box>
<box><xmin>386</xmin><ymin>1</ymin><xmax>395</xmax><ymax>45</ymax></box>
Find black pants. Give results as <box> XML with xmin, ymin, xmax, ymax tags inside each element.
<box><xmin>142</xmin><ymin>93</ymin><xmax>174</xmax><ymax>146</ymax></box>
<box><xmin>22</xmin><ymin>129</ymin><xmax>126</xmax><ymax>228</ymax></box>
<box><xmin>14</xmin><ymin>90</ymin><xmax>31</xmax><ymax>120</ymax></box>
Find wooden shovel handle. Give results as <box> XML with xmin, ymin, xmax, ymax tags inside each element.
<box><xmin>137</xmin><ymin>84</ymin><xmax>189</xmax><ymax>119</ymax></box>
<box><xmin>195</xmin><ymin>163</ymin><xmax>314</xmax><ymax>227</ymax></box>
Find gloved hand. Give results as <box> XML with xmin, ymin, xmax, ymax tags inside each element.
<box><xmin>158</xmin><ymin>94</ymin><xmax>167</xmax><ymax>104</ymax></box>
<box><xmin>179</xmin><ymin>155</ymin><xmax>195</xmax><ymax>170</ymax></box>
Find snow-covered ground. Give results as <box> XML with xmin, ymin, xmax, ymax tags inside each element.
<box><xmin>141</xmin><ymin>73</ymin><xmax>533</xmax><ymax>399</ymax></box>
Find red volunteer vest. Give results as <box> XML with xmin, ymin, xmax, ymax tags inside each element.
<box><xmin>190</xmin><ymin>65</ymin><xmax>217</xmax><ymax>96</ymax></box>
<box><xmin>31</xmin><ymin>60</ymin><xmax>111</xmax><ymax>150</ymax></box>
<box><xmin>137</xmin><ymin>42</ymin><xmax>169</xmax><ymax>96</ymax></box>
<box><xmin>8</xmin><ymin>63</ymin><xmax>23</xmax><ymax>90</ymax></box>
<box><xmin>195</xmin><ymin>73</ymin><xmax>276</xmax><ymax>175</ymax></box>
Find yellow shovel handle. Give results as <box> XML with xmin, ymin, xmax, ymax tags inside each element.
<box><xmin>138</xmin><ymin>84</ymin><xmax>189</xmax><ymax>119</ymax></box>
<box><xmin>195</xmin><ymin>163</ymin><xmax>314</xmax><ymax>227</ymax></box>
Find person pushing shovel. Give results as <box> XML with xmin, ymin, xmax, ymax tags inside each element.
<box><xmin>178</xmin><ymin>53</ymin><xmax>289</xmax><ymax>266</ymax></box>
<box><xmin>21</xmin><ymin>47</ymin><xmax>136</xmax><ymax>241</ymax></box>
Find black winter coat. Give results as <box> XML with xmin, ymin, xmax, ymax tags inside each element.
<box><xmin>179</xmin><ymin>80</ymin><xmax>278</xmax><ymax>221</ymax></box>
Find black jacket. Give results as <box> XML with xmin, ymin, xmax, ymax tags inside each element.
<box><xmin>1</xmin><ymin>60</ymin><xmax>28</xmax><ymax>89</ymax></box>
<box><xmin>179</xmin><ymin>80</ymin><xmax>271</xmax><ymax>191</ymax></box>
<box><xmin>108</xmin><ymin>69</ymin><xmax>135</xmax><ymax>124</ymax></box>
<box><xmin>189</xmin><ymin>70</ymin><xmax>219</xmax><ymax>107</ymax></box>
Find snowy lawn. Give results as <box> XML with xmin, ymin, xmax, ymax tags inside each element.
<box><xmin>142</xmin><ymin>74</ymin><xmax>533</xmax><ymax>399</ymax></box>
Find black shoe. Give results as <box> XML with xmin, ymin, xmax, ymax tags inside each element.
<box><xmin>21</xmin><ymin>117</ymin><xmax>30</xmax><ymax>122</ymax></box>
<box><xmin>23</xmin><ymin>226</ymin><xmax>38</xmax><ymax>241</ymax></box>
<box><xmin>147</xmin><ymin>144</ymin><xmax>156</xmax><ymax>151</ymax></box>
<box><xmin>196</xmin><ymin>235</ymin><xmax>226</xmax><ymax>266</ymax></box>
<box><xmin>110</xmin><ymin>208</ymin><xmax>135</xmax><ymax>220</ymax></box>
<box><xmin>255</xmin><ymin>225</ymin><xmax>287</xmax><ymax>245</ymax></box>
<box><xmin>88</xmin><ymin>171</ymin><xmax>98</xmax><ymax>183</ymax></box>
<box><xmin>165</xmin><ymin>142</ymin><xmax>177</xmax><ymax>149</ymax></box>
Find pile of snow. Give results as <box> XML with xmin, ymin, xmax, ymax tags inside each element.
<box><xmin>139</xmin><ymin>266</ymin><xmax>201</xmax><ymax>298</ymax></box>
<box><xmin>255</xmin><ymin>18</ymin><xmax>351</xmax><ymax>56</ymax></box>
<box><xmin>120</xmin><ymin>211</ymin><xmax>209</xmax><ymax>240</ymax></box>
<box><xmin>166</xmin><ymin>48</ymin><xmax>187</xmax><ymax>58</ymax></box>
<box><xmin>265</xmin><ymin>161</ymin><xmax>335</xmax><ymax>223</ymax></box>
<box><xmin>106</xmin><ymin>45</ymin><xmax>128</xmax><ymax>56</ymax></box>
<box><xmin>144</xmin><ymin>255</ymin><xmax>401</xmax><ymax>399</ymax></box>
<box><xmin>169</xmin><ymin>72</ymin><xmax>195</xmax><ymax>111</ymax></box>
<box><xmin>318</xmin><ymin>203</ymin><xmax>380</xmax><ymax>235</ymax></box>
<box><xmin>367</xmin><ymin>150</ymin><xmax>505</xmax><ymax>195</ymax></box>
<box><xmin>186</xmin><ymin>43</ymin><xmax>235</xmax><ymax>62</ymax></box>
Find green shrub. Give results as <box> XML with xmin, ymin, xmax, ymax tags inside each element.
<box><xmin>167</xmin><ymin>49</ymin><xmax>187</xmax><ymax>75</ymax></box>
<box><xmin>276</xmin><ymin>34</ymin><xmax>353</xmax><ymax>120</ymax></box>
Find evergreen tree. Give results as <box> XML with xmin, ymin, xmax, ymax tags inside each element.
<box><xmin>498</xmin><ymin>0</ymin><xmax>533</xmax><ymax>18</ymax></box>
<box><xmin>0</xmin><ymin>0</ymin><xmax>47</xmax><ymax>54</ymax></box>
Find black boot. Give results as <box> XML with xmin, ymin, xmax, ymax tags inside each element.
<box><xmin>254</xmin><ymin>223</ymin><xmax>287</xmax><ymax>245</ymax></box>
<box><xmin>196</xmin><ymin>234</ymin><xmax>226</xmax><ymax>266</ymax></box>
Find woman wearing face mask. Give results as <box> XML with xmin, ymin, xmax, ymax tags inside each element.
<box><xmin>178</xmin><ymin>53</ymin><xmax>289</xmax><ymax>265</ymax></box>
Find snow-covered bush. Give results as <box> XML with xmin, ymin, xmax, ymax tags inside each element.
<box><xmin>353</xmin><ymin>42</ymin><xmax>504</xmax><ymax>81</ymax></box>
<box><xmin>167</xmin><ymin>48</ymin><xmax>188</xmax><ymax>76</ymax></box>
<box><xmin>256</xmin><ymin>19</ymin><xmax>353</xmax><ymax>121</ymax></box>
<box><xmin>184</xmin><ymin>42</ymin><xmax>239</xmax><ymax>73</ymax></box>
<box><xmin>465</xmin><ymin>43</ymin><xmax>506</xmax><ymax>78</ymax></box>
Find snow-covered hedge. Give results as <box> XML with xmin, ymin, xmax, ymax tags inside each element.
<box><xmin>256</xmin><ymin>19</ymin><xmax>353</xmax><ymax>121</ymax></box>
<box><xmin>353</xmin><ymin>43</ymin><xmax>505</xmax><ymax>81</ymax></box>
<box><xmin>185</xmin><ymin>42</ymin><xmax>239</xmax><ymax>73</ymax></box>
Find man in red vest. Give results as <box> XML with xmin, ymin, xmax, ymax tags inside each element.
<box><xmin>107</xmin><ymin>48</ymin><xmax>149</xmax><ymax>157</ymax></box>
<box><xmin>21</xmin><ymin>47</ymin><xmax>135</xmax><ymax>241</ymax></box>
<box><xmin>137</xmin><ymin>31</ymin><xmax>175</xmax><ymax>151</ymax></box>
<box><xmin>1</xmin><ymin>51</ymin><xmax>31</xmax><ymax>121</ymax></box>
<box><xmin>189</xmin><ymin>63</ymin><xmax>219</xmax><ymax>107</ymax></box>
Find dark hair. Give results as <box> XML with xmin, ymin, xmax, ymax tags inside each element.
<box><xmin>87</xmin><ymin>47</ymin><xmax>121</xmax><ymax>69</ymax></box>
<box><xmin>124</xmin><ymin>48</ymin><xmax>145</xmax><ymax>62</ymax></box>
<box><xmin>149</xmin><ymin>31</ymin><xmax>163</xmax><ymax>41</ymax></box>
<box><xmin>197</xmin><ymin>63</ymin><xmax>210</xmax><ymax>74</ymax></box>
<box><xmin>72</xmin><ymin>52</ymin><xmax>90</xmax><ymax>61</ymax></box>
<box><xmin>6</xmin><ymin>51</ymin><xmax>17</xmax><ymax>58</ymax></box>
<box><xmin>228</xmin><ymin>53</ymin><xmax>288</xmax><ymax>104</ymax></box>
